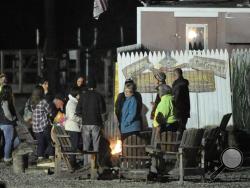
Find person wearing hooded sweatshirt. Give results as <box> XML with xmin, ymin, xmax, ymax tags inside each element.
<box><xmin>172</xmin><ymin>68</ymin><xmax>190</xmax><ymax>134</ymax></box>
<box><xmin>64</xmin><ymin>86</ymin><xmax>81</xmax><ymax>168</ymax></box>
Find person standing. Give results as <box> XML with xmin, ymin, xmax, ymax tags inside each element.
<box><xmin>120</xmin><ymin>83</ymin><xmax>141</xmax><ymax>140</ymax></box>
<box><xmin>76</xmin><ymin>78</ymin><xmax>106</xmax><ymax>154</ymax></box>
<box><xmin>150</xmin><ymin>71</ymin><xmax>167</xmax><ymax>120</ymax></box>
<box><xmin>115</xmin><ymin>78</ymin><xmax>142</xmax><ymax>130</ymax></box>
<box><xmin>153</xmin><ymin>84</ymin><xmax>178</xmax><ymax>133</ymax></box>
<box><xmin>31</xmin><ymin>86</ymin><xmax>54</xmax><ymax>163</ymax></box>
<box><xmin>172</xmin><ymin>68</ymin><xmax>190</xmax><ymax>134</ymax></box>
<box><xmin>0</xmin><ymin>85</ymin><xmax>17</xmax><ymax>165</ymax></box>
<box><xmin>64</xmin><ymin>87</ymin><xmax>82</xmax><ymax>168</ymax></box>
<box><xmin>38</xmin><ymin>77</ymin><xmax>53</xmax><ymax>103</ymax></box>
<box><xmin>74</xmin><ymin>74</ymin><xmax>87</xmax><ymax>92</ymax></box>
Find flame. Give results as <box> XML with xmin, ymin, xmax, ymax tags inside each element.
<box><xmin>111</xmin><ymin>140</ymin><xmax>122</xmax><ymax>155</ymax></box>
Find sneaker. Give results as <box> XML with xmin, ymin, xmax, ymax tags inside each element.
<box><xmin>4</xmin><ymin>158</ymin><xmax>12</xmax><ymax>166</ymax></box>
<box><xmin>37</xmin><ymin>157</ymin><xmax>44</xmax><ymax>164</ymax></box>
<box><xmin>48</xmin><ymin>156</ymin><xmax>55</xmax><ymax>162</ymax></box>
<box><xmin>37</xmin><ymin>158</ymin><xmax>55</xmax><ymax>168</ymax></box>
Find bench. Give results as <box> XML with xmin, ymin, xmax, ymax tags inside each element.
<box><xmin>52</xmin><ymin>124</ymin><xmax>98</xmax><ymax>178</ymax></box>
<box><xmin>146</xmin><ymin>130</ymin><xmax>181</xmax><ymax>176</ymax></box>
<box><xmin>179</xmin><ymin>128</ymin><xmax>205</xmax><ymax>184</ymax></box>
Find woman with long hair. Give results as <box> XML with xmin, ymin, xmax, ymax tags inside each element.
<box><xmin>31</xmin><ymin>86</ymin><xmax>54</xmax><ymax>163</ymax></box>
<box><xmin>0</xmin><ymin>85</ymin><xmax>16</xmax><ymax>165</ymax></box>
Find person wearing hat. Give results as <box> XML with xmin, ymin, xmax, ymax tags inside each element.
<box><xmin>150</xmin><ymin>71</ymin><xmax>167</xmax><ymax>120</ymax></box>
<box><xmin>115</xmin><ymin>78</ymin><xmax>142</xmax><ymax>130</ymax></box>
<box><xmin>76</xmin><ymin>77</ymin><xmax>106</xmax><ymax>162</ymax></box>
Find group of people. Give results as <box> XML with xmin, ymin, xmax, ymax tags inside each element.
<box><xmin>0</xmin><ymin>73</ymin><xmax>106</xmax><ymax>169</ymax></box>
<box><xmin>0</xmin><ymin>67</ymin><xmax>190</xmax><ymax>170</ymax></box>
<box><xmin>115</xmin><ymin>68</ymin><xmax>190</xmax><ymax>141</ymax></box>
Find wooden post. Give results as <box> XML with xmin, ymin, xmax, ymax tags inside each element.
<box><xmin>37</xmin><ymin>49</ymin><xmax>42</xmax><ymax>76</ymax></box>
<box><xmin>201</xmin><ymin>149</ymin><xmax>205</xmax><ymax>182</ymax></box>
<box><xmin>76</xmin><ymin>49</ymin><xmax>81</xmax><ymax>73</ymax></box>
<box><xmin>0</xmin><ymin>51</ymin><xmax>3</xmax><ymax>73</ymax></box>
<box><xmin>18</xmin><ymin>50</ymin><xmax>23</xmax><ymax>93</ymax></box>
<box><xmin>179</xmin><ymin>147</ymin><xmax>184</xmax><ymax>185</ymax></box>
<box><xmin>55</xmin><ymin>145</ymin><xmax>61</xmax><ymax>176</ymax></box>
<box><xmin>90</xmin><ymin>154</ymin><xmax>98</xmax><ymax>179</ymax></box>
<box><xmin>13</xmin><ymin>154</ymin><xmax>25</xmax><ymax>174</ymax></box>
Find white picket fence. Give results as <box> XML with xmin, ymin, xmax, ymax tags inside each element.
<box><xmin>117</xmin><ymin>49</ymin><xmax>232</xmax><ymax>129</ymax></box>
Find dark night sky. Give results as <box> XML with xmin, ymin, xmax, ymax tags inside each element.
<box><xmin>0</xmin><ymin>0</ymin><xmax>141</xmax><ymax>49</ymax></box>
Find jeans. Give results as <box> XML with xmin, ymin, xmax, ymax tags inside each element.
<box><xmin>35</xmin><ymin>126</ymin><xmax>54</xmax><ymax>158</ymax></box>
<box><xmin>0</xmin><ymin>124</ymin><xmax>14</xmax><ymax>160</ymax></box>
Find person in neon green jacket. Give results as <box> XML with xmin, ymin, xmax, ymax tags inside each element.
<box><xmin>153</xmin><ymin>84</ymin><xmax>178</xmax><ymax>132</ymax></box>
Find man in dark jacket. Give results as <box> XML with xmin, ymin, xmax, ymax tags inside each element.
<box><xmin>115</xmin><ymin>78</ymin><xmax>142</xmax><ymax>128</ymax></box>
<box><xmin>76</xmin><ymin>78</ymin><xmax>106</xmax><ymax>153</ymax></box>
<box><xmin>172</xmin><ymin>68</ymin><xmax>190</xmax><ymax>134</ymax></box>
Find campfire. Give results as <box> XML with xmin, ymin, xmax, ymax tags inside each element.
<box><xmin>111</xmin><ymin>139</ymin><xmax>122</xmax><ymax>155</ymax></box>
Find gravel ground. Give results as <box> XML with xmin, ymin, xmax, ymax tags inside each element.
<box><xmin>1</xmin><ymin>162</ymin><xmax>250</xmax><ymax>188</ymax></box>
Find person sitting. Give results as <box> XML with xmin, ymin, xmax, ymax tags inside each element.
<box><xmin>120</xmin><ymin>83</ymin><xmax>141</xmax><ymax>140</ymax></box>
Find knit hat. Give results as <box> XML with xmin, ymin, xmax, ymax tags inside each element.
<box><xmin>158</xmin><ymin>84</ymin><xmax>172</xmax><ymax>97</ymax></box>
<box><xmin>154</xmin><ymin>71</ymin><xmax>166</xmax><ymax>82</ymax></box>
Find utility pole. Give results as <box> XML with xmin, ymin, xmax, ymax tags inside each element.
<box><xmin>44</xmin><ymin>0</ymin><xmax>59</xmax><ymax>94</ymax></box>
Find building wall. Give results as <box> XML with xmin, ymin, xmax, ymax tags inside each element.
<box><xmin>137</xmin><ymin>7</ymin><xmax>250</xmax><ymax>51</ymax></box>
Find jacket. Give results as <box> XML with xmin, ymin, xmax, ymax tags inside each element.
<box><xmin>115</xmin><ymin>91</ymin><xmax>142</xmax><ymax>123</ymax></box>
<box><xmin>172</xmin><ymin>77</ymin><xmax>190</xmax><ymax>119</ymax></box>
<box><xmin>120</xmin><ymin>96</ymin><xmax>141</xmax><ymax>134</ymax></box>
<box><xmin>0</xmin><ymin>100</ymin><xmax>16</xmax><ymax>125</ymax></box>
<box><xmin>76</xmin><ymin>89</ymin><xmax>106</xmax><ymax>126</ymax></box>
<box><xmin>64</xmin><ymin>95</ymin><xmax>82</xmax><ymax>132</ymax></box>
<box><xmin>153</xmin><ymin>95</ymin><xmax>176</xmax><ymax>128</ymax></box>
